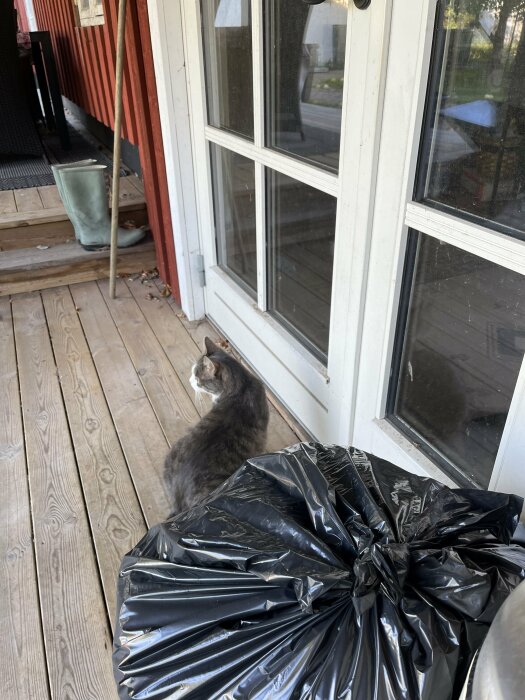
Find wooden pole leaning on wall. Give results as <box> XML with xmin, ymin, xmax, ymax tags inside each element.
<box><xmin>109</xmin><ymin>0</ymin><xmax>128</xmax><ymax>299</ymax></box>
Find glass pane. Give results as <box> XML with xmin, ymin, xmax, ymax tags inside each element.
<box><xmin>419</xmin><ymin>0</ymin><xmax>525</xmax><ymax>238</ymax></box>
<box><xmin>268</xmin><ymin>171</ymin><xmax>336</xmax><ymax>360</ymax></box>
<box><xmin>265</xmin><ymin>0</ymin><xmax>347</xmax><ymax>172</ymax></box>
<box><xmin>201</xmin><ymin>0</ymin><xmax>253</xmax><ymax>140</ymax></box>
<box><xmin>211</xmin><ymin>145</ymin><xmax>257</xmax><ymax>296</ymax></box>
<box><xmin>391</xmin><ymin>232</ymin><xmax>525</xmax><ymax>487</ymax></box>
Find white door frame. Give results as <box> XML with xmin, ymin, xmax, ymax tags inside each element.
<box><xmin>147</xmin><ymin>0</ymin><xmax>525</xmax><ymax>496</ymax></box>
<box><xmin>169</xmin><ymin>0</ymin><xmax>393</xmax><ymax>442</ymax></box>
<box><xmin>146</xmin><ymin>0</ymin><xmax>206</xmax><ymax>322</ymax></box>
<box><xmin>353</xmin><ymin>0</ymin><xmax>525</xmax><ymax>495</ymax></box>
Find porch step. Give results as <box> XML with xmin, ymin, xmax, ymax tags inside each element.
<box><xmin>0</xmin><ymin>176</ymin><xmax>148</xmax><ymax>251</ymax></box>
<box><xmin>0</xmin><ymin>239</ymin><xmax>157</xmax><ymax>296</ymax></box>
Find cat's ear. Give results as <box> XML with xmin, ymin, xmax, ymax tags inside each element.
<box><xmin>202</xmin><ymin>355</ymin><xmax>219</xmax><ymax>378</ymax></box>
<box><xmin>204</xmin><ymin>336</ymin><xmax>219</xmax><ymax>356</ymax></box>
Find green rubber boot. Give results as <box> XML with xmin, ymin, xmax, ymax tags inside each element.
<box><xmin>52</xmin><ymin>160</ymin><xmax>97</xmax><ymax>208</ymax></box>
<box><xmin>51</xmin><ymin>163</ymin><xmax>145</xmax><ymax>250</ymax></box>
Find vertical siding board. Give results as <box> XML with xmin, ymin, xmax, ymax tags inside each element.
<box><xmin>100</xmin><ymin>17</ymin><xmax>116</xmax><ymax>131</ymax></box>
<box><xmin>72</xmin><ymin>28</ymin><xmax>89</xmax><ymax>109</ymax></box>
<box><xmin>80</xmin><ymin>27</ymin><xmax>97</xmax><ymax>120</ymax></box>
<box><xmin>48</xmin><ymin>0</ymin><xmax>77</xmax><ymax>108</ymax></box>
<box><xmin>54</xmin><ymin>0</ymin><xmax>79</xmax><ymax>106</ymax></box>
<box><xmin>76</xmin><ymin>28</ymin><xmax>97</xmax><ymax>117</ymax></box>
<box><xmin>123</xmin><ymin>0</ymin><xmax>139</xmax><ymax>143</ymax></box>
<box><xmin>86</xmin><ymin>27</ymin><xmax>106</xmax><ymax>124</ymax></box>
<box><xmin>92</xmin><ymin>27</ymin><xmax>112</xmax><ymax>127</ymax></box>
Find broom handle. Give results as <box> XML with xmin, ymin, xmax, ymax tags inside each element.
<box><xmin>109</xmin><ymin>0</ymin><xmax>127</xmax><ymax>299</ymax></box>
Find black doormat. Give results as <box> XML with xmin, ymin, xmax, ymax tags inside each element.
<box><xmin>0</xmin><ymin>154</ymin><xmax>53</xmax><ymax>190</ymax></box>
<box><xmin>0</xmin><ymin>124</ymin><xmax>127</xmax><ymax>191</ymax></box>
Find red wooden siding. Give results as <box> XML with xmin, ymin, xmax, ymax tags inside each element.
<box><xmin>32</xmin><ymin>0</ymin><xmax>138</xmax><ymax>143</ymax></box>
<box><xmin>31</xmin><ymin>0</ymin><xmax>181</xmax><ymax>299</ymax></box>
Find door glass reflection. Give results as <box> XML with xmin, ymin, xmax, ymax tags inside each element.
<box><xmin>265</xmin><ymin>0</ymin><xmax>347</xmax><ymax>172</ymax></box>
<box><xmin>391</xmin><ymin>232</ymin><xmax>525</xmax><ymax>487</ymax></box>
<box><xmin>419</xmin><ymin>0</ymin><xmax>525</xmax><ymax>238</ymax></box>
<box><xmin>201</xmin><ymin>0</ymin><xmax>254</xmax><ymax>140</ymax></box>
<box><xmin>268</xmin><ymin>170</ymin><xmax>337</xmax><ymax>360</ymax></box>
<box><xmin>211</xmin><ymin>145</ymin><xmax>257</xmax><ymax>296</ymax></box>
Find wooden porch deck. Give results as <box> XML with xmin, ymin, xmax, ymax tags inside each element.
<box><xmin>1</xmin><ymin>278</ymin><xmax>303</xmax><ymax>699</ymax></box>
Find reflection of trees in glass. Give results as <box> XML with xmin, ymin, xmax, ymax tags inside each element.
<box><xmin>443</xmin><ymin>0</ymin><xmax>525</xmax><ymax>104</ymax></box>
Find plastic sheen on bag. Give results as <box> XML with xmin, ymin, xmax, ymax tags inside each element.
<box><xmin>113</xmin><ymin>443</ymin><xmax>525</xmax><ymax>699</ymax></box>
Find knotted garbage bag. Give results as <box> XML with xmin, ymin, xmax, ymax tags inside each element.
<box><xmin>113</xmin><ymin>443</ymin><xmax>525</xmax><ymax>699</ymax></box>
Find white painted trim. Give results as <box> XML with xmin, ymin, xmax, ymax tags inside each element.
<box><xmin>405</xmin><ymin>203</ymin><xmax>525</xmax><ymax>276</ymax></box>
<box><xmin>371</xmin><ymin>419</ymin><xmax>457</xmax><ymax>488</ymax></box>
<box><xmin>23</xmin><ymin>0</ymin><xmax>37</xmax><ymax>31</ymax></box>
<box><xmin>181</xmin><ymin>0</ymin><xmax>218</xmax><ymax>279</ymax></box>
<box><xmin>147</xmin><ymin>0</ymin><xmax>205</xmax><ymax>321</ymax></box>
<box><xmin>374</xmin><ymin>0</ymin><xmax>438</xmax><ymax>420</ymax></box>
<box><xmin>353</xmin><ymin>0</ymin><xmax>440</xmax><ymax>462</ymax></box>
<box><xmin>252</xmin><ymin>0</ymin><xmax>266</xmax><ymax>311</ymax></box>
<box><xmin>254</xmin><ymin>161</ymin><xmax>267</xmax><ymax>311</ymax></box>
<box><xmin>328</xmin><ymin>0</ymin><xmax>392</xmax><ymax>445</ymax></box>
<box><xmin>252</xmin><ymin>0</ymin><xmax>264</xmax><ymax>151</ymax></box>
<box><xmin>489</xmin><ymin>355</ymin><xmax>525</xmax><ymax>496</ymax></box>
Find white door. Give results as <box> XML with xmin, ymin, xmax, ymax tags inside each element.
<box><xmin>181</xmin><ymin>0</ymin><xmax>389</xmax><ymax>441</ymax></box>
<box><xmin>354</xmin><ymin>0</ymin><xmax>525</xmax><ymax>495</ymax></box>
<box><xmin>178</xmin><ymin>0</ymin><xmax>525</xmax><ymax>496</ymax></box>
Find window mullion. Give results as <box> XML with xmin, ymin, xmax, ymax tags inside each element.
<box><xmin>252</xmin><ymin>0</ymin><xmax>264</xmax><ymax>149</ymax></box>
<box><xmin>252</xmin><ymin>0</ymin><xmax>266</xmax><ymax>310</ymax></box>
<box><xmin>255</xmin><ymin>162</ymin><xmax>267</xmax><ymax>310</ymax></box>
<box><xmin>405</xmin><ymin>202</ymin><xmax>525</xmax><ymax>277</ymax></box>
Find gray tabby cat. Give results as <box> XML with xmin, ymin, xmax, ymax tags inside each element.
<box><xmin>164</xmin><ymin>337</ymin><xmax>269</xmax><ymax>513</ymax></box>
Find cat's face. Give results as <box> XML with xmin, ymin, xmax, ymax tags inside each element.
<box><xmin>190</xmin><ymin>337</ymin><xmax>225</xmax><ymax>399</ymax></box>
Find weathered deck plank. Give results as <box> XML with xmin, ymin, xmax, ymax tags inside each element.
<box><xmin>13</xmin><ymin>188</ymin><xmax>43</xmax><ymax>213</ymax></box>
<box><xmin>98</xmin><ymin>279</ymin><xmax>200</xmax><ymax>445</ymax></box>
<box><xmin>117</xmin><ymin>176</ymin><xmax>143</xmax><ymax>201</ymax></box>
<box><xmin>12</xmin><ymin>292</ymin><xmax>116</xmax><ymax>700</ymax></box>
<box><xmin>0</xmin><ymin>190</ymin><xmax>16</xmax><ymax>215</ymax></box>
<box><xmin>124</xmin><ymin>175</ymin><xmax>145</xmax><ymax>196</ymax></box>
<box><xmin>0</xmin><ymin>298</ymin><xmax>49</xmax><ymax>700</ymax></box>
<box><xmin>70</xmin><ymin>282</ymin><xmax>172</xmax><ymax>525</ymax></box>
<box><xmin>126</xmin><ymin>277</ymin><xmax>213</xmax><ymax>417</ymax></box>
<box><xmin>42</xmin><ymin>286</ymin><xmax>147</xmax><ymax>620</ymax></box>
<box><xmin>37</xmin><ymin>185</ymin><xmax>62</xmax><ymax>210</ymax></box>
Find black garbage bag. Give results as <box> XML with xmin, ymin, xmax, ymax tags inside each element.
<box><xmin>113</xmin><ymin>443</ymin><xmax>525</xmax><ymax>700</ymax></box>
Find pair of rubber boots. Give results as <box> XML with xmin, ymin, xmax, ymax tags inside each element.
<box><xmin>52</xmin><ymin>160</ymin><xmax>145</xmax><ymax>250</ymax></box>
